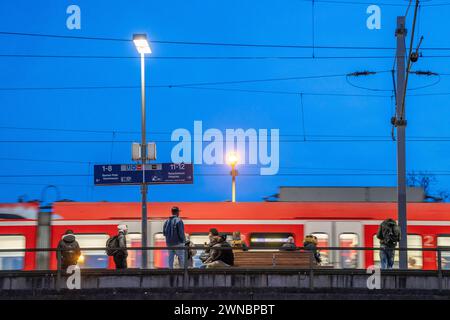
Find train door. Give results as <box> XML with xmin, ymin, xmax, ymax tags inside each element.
<box><xmin>119</xmin><ymin>220</ymin><xmax>143</xmax><ymax>269</ymax></box>
<box><xmin>304</xmin><ymin>221</ymin><xmax>363</xmax><ymax>268</ymax></box>
<box><xmin>334</xmin><ymin>221</ymin><xmax>363</xmax><ymax>269</ymax></box>
<box><xmin>149</xmin><ymin>220</ymin><xmax>165</xmax><ymax>268</ymax></box>
<box><xmin>118</xmin><ymin>219</ymin><xmax>164</xmax><ymax>269</ymax></box>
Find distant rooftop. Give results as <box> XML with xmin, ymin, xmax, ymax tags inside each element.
<box><xmin>277</xmin><ymin>186</ymin><xmax>425</xmax><ymax>202</ymax></box>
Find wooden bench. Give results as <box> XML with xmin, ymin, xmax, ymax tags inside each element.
<box><xmin>233</xmin><ymin>250</ymin><xmax>317</xmax><ymax>268</ymax></box>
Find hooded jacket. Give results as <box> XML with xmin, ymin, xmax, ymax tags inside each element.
<box><xmin>303</xmin><ymin>237</ymin><xmax>322</xmax><ymax>264</ymax></box>
<box><xmin>205</xmin><ymin>236</ymin><xmax>234</xmax><ymax>266</ymax></box>
<box><xmin>377</xmin><ymin>219</ymin><xmax>401</xmax><ymax>248</ymax></box>
<box><xmin>116</xmin><ymin>230</ymin><xmax>128</xmax><ymax>257</ymax></box>
<box><xmin>163</xmin><ymin>215</ymin><xmax>186</xmax><ymax>245</ymax></box>
<box><xmin>56</xmin><ymin>234</ymin><xmax>81</xmax><ymax>266</ymax></box>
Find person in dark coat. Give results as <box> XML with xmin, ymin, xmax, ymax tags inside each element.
<box><xmin>202</xmin><ymin>235</ymin><xmax>234</xmax><ymax>268</ymax></box>
<box><xmin>303</xmin><ymin>235</ymin><xmax>322</xmax><ymax>264</ymax></box>
<box><xmin>231</xmin><ymin>231</ymin><xmax>248</xmax><ymax>252</ymax></box>
<box><xmin>377</xmin><ymin>218</ymin><xmax>401</xmax><ymax>269</ymax></box>
<box><xmin>56</xmin><ymin>230</ymin><xmax>81</xmax><ymax>270</ymax></box>
<box><xmin>113</xmin><ymin>224</ymin><xmax>128</xmax><ymax>269</ymax></box>
<box><xmin>199</xmin><ymin>228</ymin><xmax>220</xmax><ymax>263</ymax></box>
<box><xmin>280</xmin><ymin>236</ymin><xmax>297</xmax><ymax>251</ymax></box>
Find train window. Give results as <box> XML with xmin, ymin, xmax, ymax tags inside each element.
<box><xmin>311</xmin><ymin>233</ymin><xmax>330</xmax><ymax>265</ymax></box>
<box><xmin>75</xmin><ymin>234</ymin><xmax>109</xmax><ymax>269</ymax></box>
<box><xmin>249</xmin><ymin>233</ymin><xmax>293</xmax><ymax>248</ymax></box>
<box><xmin>437</xmin><ymin>236</ymin><xmax>450</xmax><ymax>270</ymax></box>
<box><xmin>407</xmin><ymin>235</ymin><xmax>423</xmax><ymax>269</ymax></box>
<box><xmin>372</xmin><ymin>234</ymin><xmax>423</xmax><ymax>269</ymax></box>
<box><xmin>0</xmin><ymin>235</ymin><xmax>25</xmax><ymax>270</ymax></box>
<box><xmin>339</xmin><ymin>233</ymin><xmax>359</xmax><ymax>269</ymax></box>
<box><xmin>126</xmin><ymin>233</ymin><xmax>141</xmax><ymax>269</ymax></box>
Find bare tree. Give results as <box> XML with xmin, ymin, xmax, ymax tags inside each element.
<box><xmin>407</xmin><ymin>171</ymin><xmax>449</xmax><ymax>202</ymax></box>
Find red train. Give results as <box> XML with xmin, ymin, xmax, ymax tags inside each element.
<box><xmin>1</xmin><ymin>201</ymin><xmax>450</xmax><ymax>270</ymax></box>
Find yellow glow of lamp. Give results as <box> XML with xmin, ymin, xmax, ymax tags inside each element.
<box><xmin>77</xmin><ymin>254</ymin><xmax>85</xmax><ymax>264</ymax></box>
<box><xmin>226</xmin><ymin>152</ymin><xmax>239</xmax><ymax>166</ymax></box>
<box><xmin>226</xmin><ymin>152</ymin><xmax>239</xmax><ymax>202</ymax></box>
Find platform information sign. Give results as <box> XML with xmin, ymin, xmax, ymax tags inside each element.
<box><xmin>94</xmin><ymin>163</ymin><xmax>193</xmax><ymax>186</ymax></box>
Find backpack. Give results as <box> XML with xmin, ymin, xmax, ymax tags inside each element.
<box><xmin>61</xmin><ymin>241</ymin><xmax>79</xmax><ymax>264</ymax></box>
<box><xmin>106</xmin><ymin>235</ymin><xmax>119</xmax><ymax>256</ymax></box>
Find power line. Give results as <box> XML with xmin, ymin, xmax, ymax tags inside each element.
<box><xmin>2</xmin><ymin>172</ymin><xmax>450</xmax><ymax>178</ymax></box>
<box><xmin>3</xmin><ymin>126</ymin><xmax>450</xmax><ymax>141</ymax></box>
<box><xmin>0</xmin><ymin>70</ymin><xmax>392</xmax><ymax>91</ymax></box>
<box><xmin>0</xmin><ymin>157</ymin><xmax>90</xmax><ymax>164</ymax></box>
<box><xmin>0</xmin><ymin>182</ymin><xmax>88</xmax><ymax>187</ymax></box>
<box><xmin>0</xmin><ymin>71</ymin><xmax>359</xmax><ymax>91</ymax></box>
<box><xmin>1</xmin><ymin>158</ymin><xmax>447</xmax><ymax>177</ymax></box>
<box><xmin>1</xmin><ymin>138</ymin><xmax>450</xmax><ymax>143</ymax></box>
<box><xmin>2</xmin><ymin>30</ymin><xmax>450</xmax><ymax>50</ymax></box>
<box><xmin>0</xmin><ymin>54</ymin><xmax>401</xmax><ymax>60</ymax></box>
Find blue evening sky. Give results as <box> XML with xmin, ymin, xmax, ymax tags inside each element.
<box><xmin>0</xmin><ymin>0</ymin><xmax>449</xmax><ymax>203</ymax></box>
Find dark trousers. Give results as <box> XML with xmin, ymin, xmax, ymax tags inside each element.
<box><xmin>113</xmin><ymin>253</ymin><xmax>128</xmax><ymax>269</ymax></box>
<box><xmin>380</xmin><ymin>246</ymin><xmax>395</xmax><ymax>269</ymax></box>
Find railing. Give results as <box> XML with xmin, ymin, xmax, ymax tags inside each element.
<box><xmin>0</xmin><ymin>246</ymin><xmax>449</xmax><ymax>291</ymax></box>
<box><xmin>0</xmin><ymin>245</ymin><xmax>449</xmax><ymax>270</ymax></box>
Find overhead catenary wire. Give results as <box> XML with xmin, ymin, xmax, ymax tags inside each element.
<box><xmin>1</xmin><ymin>138</ymin><xmax>450</xmax><ymax>143</ymax></box>
<box><xmin>0</xmin><ymin>70</ymin><xmax>392</xmax><ymax>91</ymax></box>
<box><xmin>2</xmin><ymin>126</ymin><xmax>450</xmax><ymax>140</ymax></box>
<box><xmin>3</xmin><ymin>30</ymin><xmax>450</xmax><ymax>50</ymax></box>
<box><xmin>2</xmin><ymin>172</ymin><xmax>450</xmax><ymax>178</ymax></box>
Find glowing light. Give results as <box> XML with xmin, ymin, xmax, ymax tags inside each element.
<box><xmin>133</xmin><ymin>34</ymin><xmax>152</xmax><ymax>54</ymax></box>
<box><xmin>77</xmin><ymin>254</ymin><xmax>85</xmax><ymax>263</ymax></box>
<box><xmin>226</xmin><ymin>152</ymin><xmax>239</xmax><ymax>166</ymax></box>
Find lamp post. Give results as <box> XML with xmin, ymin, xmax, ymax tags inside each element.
<box><xmin>226</xmin><ymin>152</ymin><xmax>239</xmax><ymax>202</ymax></box>
<box><xmin>133</xmin><ymin>34</ymin><xmax>151</xmax><ymax>269</ymax></box>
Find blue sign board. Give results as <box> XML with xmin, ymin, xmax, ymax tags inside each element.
<box><xmin>94</xmin><ymin>163</ymin><xmax>193</xmax><ymax>186</ymax></box>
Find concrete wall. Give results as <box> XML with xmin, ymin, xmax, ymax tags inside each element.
<box><xmin>0</xmin><ymin>269</ymin><xmax>448</xmax><ymax>292</ymax></box>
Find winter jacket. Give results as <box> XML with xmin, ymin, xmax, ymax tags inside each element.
<box><xmin>115</xmin><ymin>231</ymin><xmax>128</xmax><ymax>257</ymax></box>
<box><xmin>303</xmin><ymin>241</ymin><xmax>322</xmax><ymax>264</ymax></box>
<box><xmin>56</xmin><ymin>234</ymin><xmax>81</xmax><ymax>267</ymax></box>
<box><xmin>377</xmin><ymin>219</ymin><xmax>401</xmax><ymax>248</ymax></box>
<box><xmin>200</xmin><ymin>237</ymin><xmax>221</xmax><ymax>262</ymax></box>
<box><xmin>280</xmin><ymin>242</ymin><xmax>297</xmax><ymax>251</ymax></box>
<box><xmin>231</xmin><ymin>239</ymin><xmax>248</xmax><ymax>251</ymax></box>
<box><xmin>163</xmin><ymin>216</ymin><xmax>186</xmax><ymax>245</ymax></box>
<box><xmin>205</xmin><ymin>236</ymin><xmax>234</xmax><ymax>266</ymax></box>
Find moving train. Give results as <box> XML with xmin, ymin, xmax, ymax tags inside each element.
<box><xmin>1</xmin><ymin>201</ymin><xmax>450</xmax><ymax>270</ymax></box>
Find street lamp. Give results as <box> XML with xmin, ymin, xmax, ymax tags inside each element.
<box><xmin>226</xmin><ymin>152</ymin><xmax>239</xmax><ymax>203</ymax></box>
<box><xmin>133</xmin><ymin>33</ymin><xmax>151</xmax><ymax>269</ymax></box>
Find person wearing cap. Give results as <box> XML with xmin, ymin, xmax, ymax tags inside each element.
<box><xmin>163</xmin><ymin>206</ymin><xmax>186</xmax><ymax>268</ymax></box>
<box><xmin>113</xmin><ymin>224</ymin><xmax>128</xmax><ymax>269</ymax></box>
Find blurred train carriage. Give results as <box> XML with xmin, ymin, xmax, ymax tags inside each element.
<box><xmin>1</xmin><ymin>201</ymin><xmax>450</xmax><ymax>270</ymax></box>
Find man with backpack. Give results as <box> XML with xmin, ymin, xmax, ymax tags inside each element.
<box><xmin>106</xmin><ymin>224</ymin><xmax>128</xmax><ymax>269</ymax></box>
<box><xmin>56</xmin><ymin>230</ymin><xmax>81</xmax><ymax>270</ymax></box>
<box><xmin>377</xmin><ymin>218</ymin><xmax>401</xmax><ymax>269</ymax></box>
<box><xmin>163</xmin><ymin>206</ymin><xmax>186</xmax><ymax>269</ymax></box>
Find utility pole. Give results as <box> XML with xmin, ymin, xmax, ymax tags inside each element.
<box><xmin>140</xmin><ymin>50</ymin><xmax>148</xmax><ymax>269</ymax></box>
<box><xmin>133</xmin><ymin>34</ymin><xmax>152</xmax><ymax>269</ymax></box>
<box><xmin>394</xmin><ymin>16</ymin><xmax>408</xmax><ymax>269</ymax></box>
